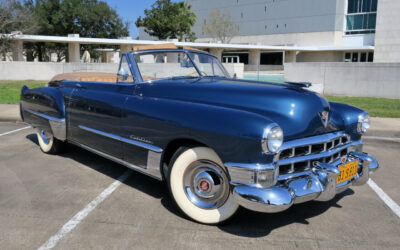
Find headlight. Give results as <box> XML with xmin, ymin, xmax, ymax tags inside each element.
<box><xmin>262</xmin><ymin>124</ymin><xmax>284</xmax><ymax>153</ymax></box>
<box><xmin>357</xmin><ymin>113</ymin><xmax>370</xmax><ymax>134</ymax></box>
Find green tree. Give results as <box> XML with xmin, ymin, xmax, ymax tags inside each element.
<box><xmin>202</xmin><ymin>10</ymin><xmax>239</xmax><ymax>43</ymax></box>
<box><xmin>24</xmin><ymin>0</ymin><xmax>130</xmax><ymax>61</ymax></box>
<box><xmin>136</xmin><ymin>0</ymin><xmax>196</xmax><ymax>42</ymax></box>
<box><xmin>0</xmin><ymin>0</ymin><xmax>37</xmax><ymax>60</ymax></box>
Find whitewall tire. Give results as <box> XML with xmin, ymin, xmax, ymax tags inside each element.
<box><xmin>36</xmin><ymin>129</ymin><xmax>65</xmax><ymax>154</ymax></box>
<box><xmin>168</xmin><ymin>146</ymin><xmax>239</xmax><ymax>224</ymax></box>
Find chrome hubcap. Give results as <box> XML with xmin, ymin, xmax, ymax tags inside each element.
<box><xmin>39</xmin><ymin>129</ymin><xmax>52</xmax><ymax>145</ymax></box>
<box><xmin>183</xmin><ymin>160</ymin><xmax>230</xmax><ymax>209</ymax></box>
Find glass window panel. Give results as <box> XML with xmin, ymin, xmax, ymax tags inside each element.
<box><xmin>368</xmin><ymin>52</ymin><xmax>374</xmax><ymax>62</ymax></box>
<box><xmin>345</xmin><ymin>53</ymin><xmax>351</xmax><ymax>62</ymax></box>
<box><xmin>348</xmin><ymin>0</ymin><xmax>358</xmax><ymax>13</ymax></box>
<box><xmin>362</xmin><ymin>0</ymin><xmax>371</xmax><ymax>12</ymax></box>
<box><xmin>346</xmin><ymin>16</ymin><xmax>354</xmax><ymax>30</ymax></box>
<box><xmin>371</xmin><ymin>0</ymin><xmax>378</xmax><ymax>12</ymax></box>
<box><xmin>352</xmin><ymin>52</ymin><xmax>359</xmax><ymax>62</ymax></box>
<box><xmin>353</xmin><ymin>15</ymin><xmax>364</xmax><ymax>30</ymax></box>
<box><xmin>367</xmin><ymin>13</ymin><xmax>377</xmax><ymax>29</ymax></box>
<box><xmin>360</xmin><ymin>52</ymin><xmax>367</xmax><ymax>62</ymax></box>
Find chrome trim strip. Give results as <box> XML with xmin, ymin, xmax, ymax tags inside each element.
<box><xmin>68</xmin><ymin>140</ymin><xmax>162</xmax><ymax>180</ymax></box>
<box><xmin>23</xmin><ymin>108</ymin><xmax>65</xmax><ymax>122</ymax></box>
<box><xmin>78</xmin><ymin>125</ymin><xmax>163</xmax><ymax>153</ymax></box>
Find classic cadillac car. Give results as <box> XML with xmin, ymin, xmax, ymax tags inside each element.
<box><xmin>20</xmin><ymin>45</ymin><xmax>379</xmax><ymax>224</ymax></box>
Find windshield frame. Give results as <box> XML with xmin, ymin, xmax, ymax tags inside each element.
<box><xmin>129</xmin><ymin>49</ymin><xmax>230</xmax><ymax>83</ymax></box>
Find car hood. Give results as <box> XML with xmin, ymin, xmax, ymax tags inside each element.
<box><xmin>139</xmin><ymin>77</ymin><xmax>339</xmax><ymax>140</ymax></box>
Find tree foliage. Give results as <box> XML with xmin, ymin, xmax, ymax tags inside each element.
<box><xmin>24</xmin><ymin>0</ymin><xmax>130</xmax><ymax>61</ymax></box>
<box><xmin>136</xmin><ymin>0</ymin><xmax>196</xmax><ymax>42</ymax></box>
<box><xmin>202</xmin><ymin>10</ymin><xmax>239</xmax><ymax>43</ymax></box>
<box><xmin>0</xmin><ymin>0</ymin><xmax>38</xmax><ymax>59</ymax></box>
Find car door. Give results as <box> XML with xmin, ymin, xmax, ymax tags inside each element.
<box><xmin>68</xmin><ymin>55</ymin><xmax>136</xmax><ymax>159</ymax></box>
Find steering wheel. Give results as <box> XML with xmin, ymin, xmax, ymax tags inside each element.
<box><xmin>186</xmin><ymin>70</ymin><xmax>208</xmax><ymax>76</ymax></box>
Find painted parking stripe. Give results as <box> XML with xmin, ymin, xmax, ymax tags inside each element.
<box><xmin>37</xmin><ymin>170</ymin><xmax>132</xmax><ymax>250</ymax></box>
<box><xmin>0</xmin><ymin>126</ymin><xmax>31</xmax><ymax>137</ymax></box>
<box><xmin>364</xmin><ymin>136</ymin><xmax>400</xmax><ymax>143</ymax></box>
<box><xmin>368</xmin><ymin>179</ymin><xmax>400</xmax><ymax>218</ymax></box>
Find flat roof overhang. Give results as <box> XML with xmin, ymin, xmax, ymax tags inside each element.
<box><xmin>2</xmin><ymin>34</ymin><xmax>375</xmax><ymax>52</ymax></box>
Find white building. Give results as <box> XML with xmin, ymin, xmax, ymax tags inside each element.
<box><xmin>139</xmin><ymin>0</ymin><xmax>399</xmax><ymax>66</ymax></box>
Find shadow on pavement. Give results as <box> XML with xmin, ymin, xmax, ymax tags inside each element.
<box><xmin>26</xmin><ymin>133</ymin><xmax>355</xmax><ymax>237</ymax></box>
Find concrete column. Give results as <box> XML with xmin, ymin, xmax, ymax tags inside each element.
<box><xmin>209</xmin><ymin>48</ymin><xmax>223</xmax><ymax>61</ymax></box>
<box><xmin>68</xmin><ymin>34</ymin><xmax>80</xmax><ymax>62</ymax></box>
<box><xmin>285</xmin><ymin>51</ymin><xmax>297</xmax><ymax>63</ymax></box>
<box><xmin>120</xmin><ymin>37</ymin><xmax>133</xmax><ymax>57</ymax></box>
<box><xmin>248</xmin><ymin>50</ymin><xmax>261</xmax><ymax>65</ymax></box>
<box><xmin>12</xmin><ymin>40</ymin><xmax>24</xmax><ymax>61</ymax></box>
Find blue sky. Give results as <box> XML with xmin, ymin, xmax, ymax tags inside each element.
<box><xmin>103</xmin><ymin>0</ymin><xmax>181</xmax><ymax>38</ymax></box>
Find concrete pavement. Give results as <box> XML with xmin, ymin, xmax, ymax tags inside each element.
<box><xmin>0</xmin><ymin>122</ymin><xmax>399</xmax><ymax>249</ymax></box>
<box><xmin>2</xmin><ymin>103</ymin><xmax>399</xmax><ymax>137</ymax></box>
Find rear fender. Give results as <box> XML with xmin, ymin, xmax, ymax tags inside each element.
<box><xmin>20</xmin><ymin>86</ymin><xmax>66</xmax><ymax>141</ymax></box>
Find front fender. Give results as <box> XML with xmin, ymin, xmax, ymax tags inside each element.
<box><xmin>329</xmin><ymin>101</ymin><xmax>365</xmax><ymax>140</ymax></box>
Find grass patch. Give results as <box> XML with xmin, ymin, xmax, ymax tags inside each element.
<box><xmin>326</xmin><ymin>95</ymin><xmax>400</xmax><ymax>118</ymax></box>
<box><xmin>0</xmin><ymin>80</ymin><xmax>47</xmax><ymax>104</ymax></box>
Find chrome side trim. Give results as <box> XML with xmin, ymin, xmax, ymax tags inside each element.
<box><xmin>23</xmin><ymin>108</ymin><xmax>66</xmax><ymax>141</ymax></box>
<box><xmin>23</xmin><ymin>108</ymin><xmax>65</xmax><ymax>123</ymax></box>
<box><xmin>78</xmin><ymin>125</ymin><xmax>163</xmax><ymax>153</ymax></box>
<box><xmin>68</xmin><ymin>140</ymin><xmax>162</xmax><ymax>180</ymax></box>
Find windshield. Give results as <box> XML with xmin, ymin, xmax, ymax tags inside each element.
<box><xmin>134</xmin><ymin>51</ymin><xmax>229</xmax><ymax>82</ymax></box>
<box><xmin>189</xmin><ymin>52</ymin><xmax>230</xmax><ymax>78</ymax></box>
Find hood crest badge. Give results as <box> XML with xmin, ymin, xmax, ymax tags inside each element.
<box><xmin>320</xmin><ymin>111</ymin><xmax>329</xmax><ymax>128</ymax></box>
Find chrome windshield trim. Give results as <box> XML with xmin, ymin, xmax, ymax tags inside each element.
<box><xmin>23</xmin><ymin>108</ymin><xmax>65</xmax><ymax>123</ymax></box>
<box><xmin>279</xmin><ymin>131</ymin><xmax>346</xmax><ymax>151</ymax></box>
<box><xmin>278</xmin><ymin>140</ymin><xmax>362</xmax><ymax>165</ymax></box>
<box><xmin>78</xmin><ymin>125</ymin><xmax>163</xmax><ymax>153</ymax></box>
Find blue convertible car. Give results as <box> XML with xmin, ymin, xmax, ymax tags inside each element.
<box><xmin>20</xmin><ymin>45</ymin><xmax>379</xmax><ymax>224</ymax></box>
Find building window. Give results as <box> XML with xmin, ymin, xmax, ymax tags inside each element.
<box><xmin>346</xmin><ymin>0</ymin><xmax>377</xmax><ymax>35</ymax></box>
<box><xmin>344</xmin><ymin>51</ymin><xmax>374</xmax><ymax>62</ymax></box>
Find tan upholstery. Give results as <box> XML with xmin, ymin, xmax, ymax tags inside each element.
<box><xmin>50</xmin><ymin>72</ymin><xmax>117</xmax><ymax>83</ymax></box>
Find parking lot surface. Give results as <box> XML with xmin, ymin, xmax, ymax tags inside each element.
<box><xmin>0</xmin><ymin>121</ymin><xmax>399</xmax><ymax>249</ymax></box>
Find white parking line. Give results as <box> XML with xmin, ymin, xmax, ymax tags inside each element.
<box><xmin>368</xmin><ymin>179</ymin><xmax>400</xmax><ymax>218</ymax></box>
<box><xmin>37</xmin><ymin>170</ymin><xmax>132</xmax><ymax>250</ymax></box>
<box><xmin>364</xmin><ymin>136</ymin><xmax>400</xmax><ymax>143</ymax></box>
<box><xmin>0</xmin><ymin>126</ymin><xmax>31</xmax><ymax>137</ymax></box>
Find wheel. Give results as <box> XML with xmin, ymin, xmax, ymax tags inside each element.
<box><xmin>168</xmin><ymin>146</ymin><xmax>239</xmax><ymax>224</ymax></box>
<box><xmin>36</xmin><ymin>129</ymin><xmax>65</xmax><ymax>154</ymax></box>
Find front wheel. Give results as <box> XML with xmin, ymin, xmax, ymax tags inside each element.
<box><xmin>168</xmin><ymin>146</ymin><xmax>239</xmax><ymax>224</ymax></box>
<box><xmin>36</xmin><ymin>129</ymin><xmax>65</xmax><ymax>154</ymax></box>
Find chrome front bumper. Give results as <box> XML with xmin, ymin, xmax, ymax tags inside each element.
<box><xmin>231</xmin><ymin>152</ymin><xmax>379</xmax><ymax>213</ymax></box>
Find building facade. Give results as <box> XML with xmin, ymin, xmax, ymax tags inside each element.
<box><xmin>181</xmin><ymin>0</ymin><xmax>378</xmax><ymax>64</ymax></box>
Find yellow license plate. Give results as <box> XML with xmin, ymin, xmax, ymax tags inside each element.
<box><xmin>336</xmin><ymin>160</ymin><xmax>359</xmax><ymax>184</ymax></box>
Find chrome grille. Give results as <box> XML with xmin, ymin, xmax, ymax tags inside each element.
<box><xmin>277</xmin><ymin>133</ymin><xmax>351</xmax><ymax>176</ymax></box>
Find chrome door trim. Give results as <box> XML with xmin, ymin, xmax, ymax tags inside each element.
<box><xmin>78</xmin><ymin>125</ymin><xmax>163</xmax><ymax>153</ymax></box>
<box><xmin>68</xmin><ymin>140</ymin><xmax>163</xmax><ymax>180</ymax></box>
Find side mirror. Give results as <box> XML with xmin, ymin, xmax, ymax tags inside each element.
<box><xmin>117</xmin><ymin>69</ymin><xmax>130</xmax><ymax>82</ymax></box>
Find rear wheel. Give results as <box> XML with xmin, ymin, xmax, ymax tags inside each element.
<box><xmin>36</xmin><ymin>129</ymin><xmax>65</xmax><ymax>154</ymax></box>
<box><xmin>168</xmin><ymin>146</ymin><xmax>238</xmax><ymax>224</ymax></box>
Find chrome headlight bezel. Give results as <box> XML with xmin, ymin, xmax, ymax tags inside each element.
<box><xmin>262</xmin><ymin>124</ymin><xmax>284</xmax><ymax>154</ymax></box>
<box><xmin>357</xmin><ymin>113</ymin><xmax>370</xmax><ymax>134</ymax></box>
